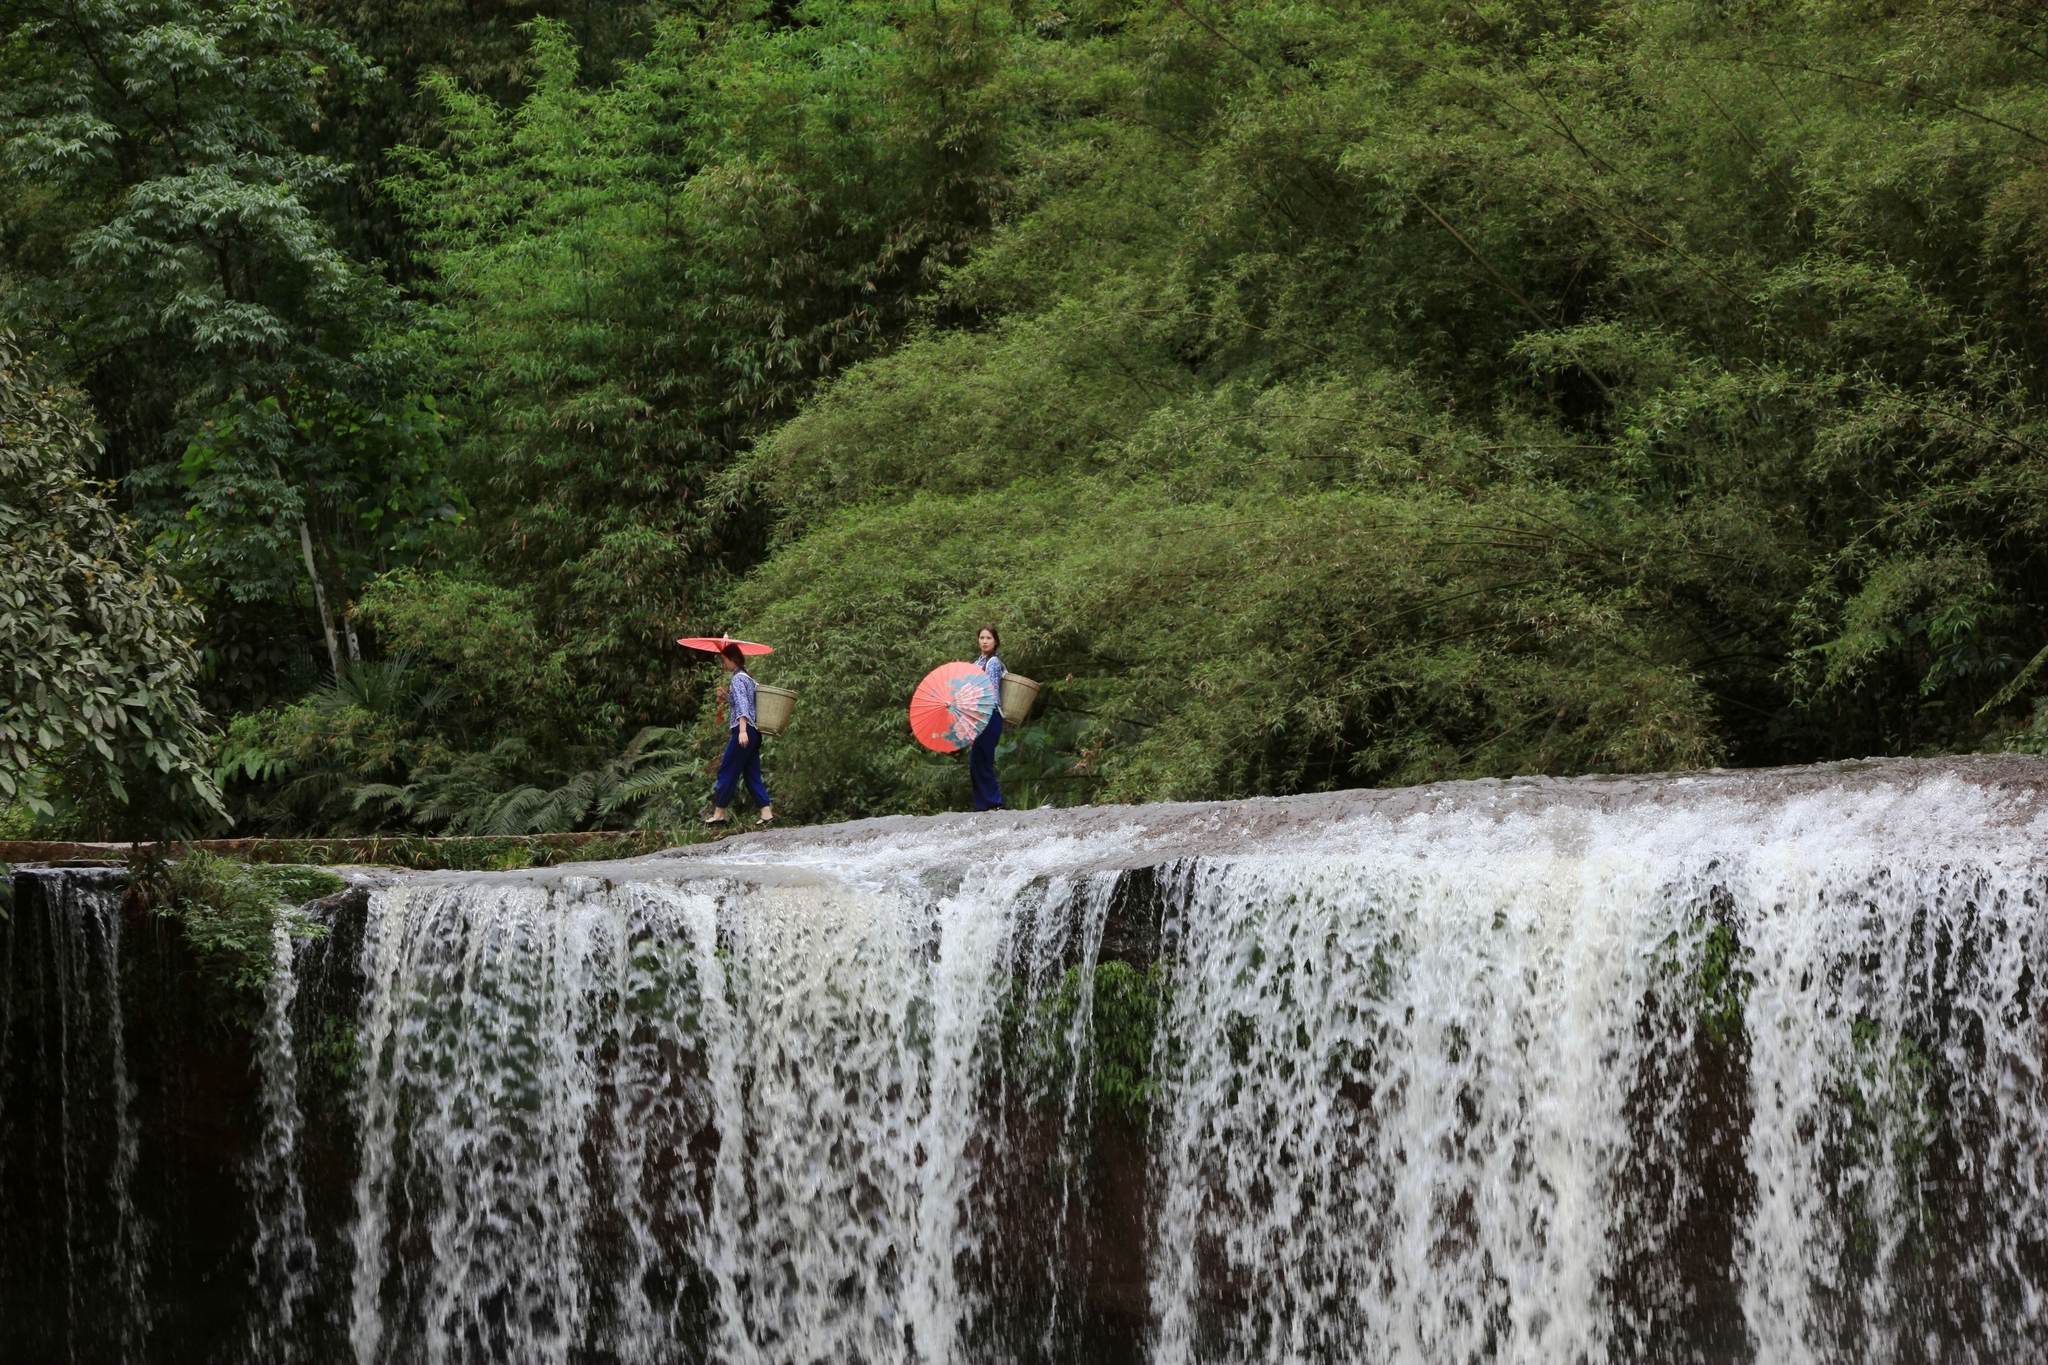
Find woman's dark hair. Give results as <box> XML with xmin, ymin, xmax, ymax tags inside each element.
<box><xmin>978</xmin><ymin>624</ymin><xmax>1001</xmax><ymax>654</ymax></box>
<box><xmin>721</xmin><ymin>643</ymin><xmax>745</xmax><ymax>667</ymax></box>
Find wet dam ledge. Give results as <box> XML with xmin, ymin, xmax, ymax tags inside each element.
<box><xmin>9</xmin><ymin>754</ymin><xmax>2047</xmax><ymax>897</ymax></box>
<box><xmin>643</xmin><ymin>751</ymin><xmax>2048</xmax><ymax>869</ymax></box>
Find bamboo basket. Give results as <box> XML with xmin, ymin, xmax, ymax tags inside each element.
<box><xmin>754</xmin><ymin>684</ymin><xmax>797</xmax><ymax>736</ymax></box>
<box><xmin>998</xmin><ymin>673</ymin><xmax>1039</xmax><ymax>725</ymax></box>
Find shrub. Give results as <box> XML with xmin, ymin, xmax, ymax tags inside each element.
<box><xmin>153</xmin><ymin>850</ymin><xmax>342</xmax><ymax>999</ymax></box>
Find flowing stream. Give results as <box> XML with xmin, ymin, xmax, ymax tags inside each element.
<box><xmin>3</xmin><ymin>758</ymin><xmax>2046</xmax><ymax>1363</ymax></box>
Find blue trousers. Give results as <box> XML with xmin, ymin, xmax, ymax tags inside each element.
<box><xmin>713</xmin><ymin>729</ymin><xmax>771</xmax><ymax>810</ymax></box>
<box><xmin>970</xmin><ymin>710</ymin><xmax>1003</xmax><ymax>811</ymax></box>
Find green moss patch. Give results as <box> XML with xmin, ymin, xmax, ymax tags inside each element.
<box><xmin>152</xmin><ymin>850</ymin><xmax>341</xmax><ymax>998</ymax></box>
<box><xmin>1014</xmin><ymin>959</ymin><xmax>1172</xmax><ymax>1127</ymax></box>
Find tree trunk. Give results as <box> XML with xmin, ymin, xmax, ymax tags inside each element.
<box><xmin>299</xmin><ymin>516</ymin><xmax>344</xmax><ymax>677</ymax></box>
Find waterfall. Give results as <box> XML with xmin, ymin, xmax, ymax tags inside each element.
<box><xmin>248</xmin><ymin>920</ymin><xmax>319</xmax><ymax>1357</ymax></box>
<box><xmin>1138</xmin><ymin>786</ymin><xmax>2048</xmax><ymax>1364</ymax></box>
<box><xmin>339</xmin><ymin>852</ymin><xmax>1120</xmax><ymax>1365</ymax></box>
<box><xmin>0</xmin><ymin>867</ymin><xmax>151</xmax><ymax>1363</ymax></box>
<box><xmin>4</xmin><ymin>757</ymin><xmax>2047</xmax><ymax>1363</ymax></box>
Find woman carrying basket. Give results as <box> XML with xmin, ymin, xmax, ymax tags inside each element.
<box><xmin>970</xmin><ymin>625</ymin><xmax>1005</xmax><ymax>812</ymax></box>
<box><xmin>706</xmin><ymin>643</ymin><xmax>775</xmax><ymax>826</ymax></box>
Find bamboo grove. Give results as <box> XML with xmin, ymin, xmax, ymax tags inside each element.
<box><xmin>5</xmin><ymin>0</ymin><xmax>2048</xmax><ymax>835</ymax></box>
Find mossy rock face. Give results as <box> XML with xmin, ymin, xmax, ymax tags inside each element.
<box><xmin>1082</xmin><ymin>960</ymin><xmax>1170</xmax><ymax>1123</ymax></box>
<box><xmin>1011</xmin><ymin>958</ymin><xmax>1172</xmax><ymax>1128</ymax></box>
<box><xmin>1648</xmin><ymin>905</ymin><xmax>1755</xmax><ymax>1048</ymax></box>
<box><xmin>1694</xmin><ymin>919</ymin><xmax>1753</xmax><ymax>1047</ymax></box>
<box><xmin>258</xmin><ymin>864</ymin><xmax>349</xmax><ymax>904</ymax></box>
<box><xmin>307</xmin><ymin>1016</ymin><xmax>363</xmax><ymax>1100</ymax></box>
<box><xmin>222</xmin><ymin>831</ymin><xmax>689</xmax><ymax>871</ymax></box>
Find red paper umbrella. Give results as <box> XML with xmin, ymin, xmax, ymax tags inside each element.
<box><xmin>909</xmin><ymin>662</ymin><xmax>998</xmax><ymax>753</ymax></box>
<box><xmin>677</xmin><ymin>635</ymin><xmax>774</xmax><ymax>656</ymax></box>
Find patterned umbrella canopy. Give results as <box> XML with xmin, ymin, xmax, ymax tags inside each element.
<box><xmin>908</xmin><ymin>662</ymin><xmax>997</xmax><ymax>753</ymax></box>
<box><xmin>676</xmin><ymin>635</ymin><xmax>774</xmax><ymax>656</ymax></box>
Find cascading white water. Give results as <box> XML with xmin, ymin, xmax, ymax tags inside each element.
<box><xmin>248</xmin><ymin>921</ymin><xmax>319</xmax><ymax>1357</ymax></box>
<box><xmin>9</xmin><ymin>758</ymin><xmax>2048</xmax><ymax>1365</ymax></box>
<box><xmin>0</xmin><ymin>868</ymin><xmax>151</xmax><ymax>1363</ymax></box>
<box><xmin>1132</xmin><ymin>777</ymin><xmax>2048</xmax><ymax>1365</ymax></box>
<box><xmin>340</xmin><ymin>846</ymin><xmax>1122</xmax><ymax>1365</ymax></box>
<box><xmin>678</xmin><ymin>765</ymin><xmax>2048</xmax><ymax>1364</ymax></box>
<box><xmin>1145</xmin><ymin>850</ymin><xmax>1686</xmax><ymax>1365</ymax></box>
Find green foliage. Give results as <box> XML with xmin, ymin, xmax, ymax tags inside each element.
<box><xmin>166</xmin><ymin>385</ymin><xmax>462</xmax><ymax>622</ymax></box>
<box><xmin>159</xmin><ymin>829</ymin><xmax>694</xmax><ymax>872</ymax></box>
<box><xmin>357</xmin><ymin>747</ymin><xmax>637</xmax><ymax>837</ymax></box>
<box><xmin>353</xmin><ymin>570</ymin><xmax>580</xmax><ymax>743</ymax></box>
<box><xmin>719</xmin><ymin>0</ymin><xmax>2048</xmax><ymax>818</ymax></box>
<box><xmin>217</xmin><ymin>661</ymin><xmax>432</xmax><ymax>833</ymax></box>
<box><xmin>305</xmin><ymin>1015</ymin><xmax>361</xmax><ymax>1103</ymax></box>
<box><xmin>1073</xmin><ymin>959</ymin><xmax>1170</xmax><ymax>1121</ymax></box>
<box><xmin>1653</xmin><ymin>913</ymin><xmax>1754</xmax><ymax>1045</ymax></box>
<box><xmin>737</xmin><ymin>472</ymin><xmax>1726</xmax><ymax>811</ymax></box>
<box><xmin>211</xmin><ymin>634</ymin><xmax>721</xmax><ymax>836</ymax></box>
<box><xmin>2001</xmin><ymin>698</ymin><xmax>2048</xmax><ymax>755</ymax></box>
<box><xmin>384</xmin><ymin>4</ymin><xmax>1012</xmax><ymax>737</ymax></box>
<box><xmin>592</xmin><ymin>726</ymin><xmax>725</xmax><ymax>832</ymax></box>
<box><xmin>0</xmin><ymin>0</ymin><xmax>447</xmax><ymax>692</ymax></box>
<box><xmin>212</xmin><ymin>656</ymin><xmax>567</xmax><ymax>836</ymax></box>
<box><xmin>18</xmin><ymin>0</ymin><xmax>2048</xmax><ymax>835</ymax></box>
<box><xmin>0</xmin><ymin>331</ymin><xmax>222</xmax><ymax>831</ymax></box>
<box><xmin>1017</xmin><ymin>959</ymin><xmax>1170</xmax><ymax>1126</ymax></box>
<box><xmin>298</xmin><ymin>0</ymin><xmax>674</xmax><ymax>264</ymax></box>
<box><xmin>154</xmin><ymin>849</ymin><xmax>340</xmax><ymax>997</ymax></box>
<box><xmin>1841</xmin><ymin>1017</ymin><xmax>1937</xmax><ymax>1174</ymax></box>
<box><xmin>0</xmin><ymin>0</ymin><xmax>384</xmax><ymax>379</ymax></box>
<box><xmin>261</xmin><ymin>863</ymin><xmax>351</xmax><ymax>905</ymax></box>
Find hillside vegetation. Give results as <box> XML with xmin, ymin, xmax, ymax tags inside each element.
<box><xmin>5</xmin><ymin>0</ymin><xmax>2048</xmax><ymax>833</ymax></box>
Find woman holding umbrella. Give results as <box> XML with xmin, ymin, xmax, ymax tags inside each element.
<box><xmin>905</xmin><ymin>627</ymin><xmax>1009</xmax><ymax>811</ymax></box>
<box><xmin>687</xmin><ymin>637</ymin><xmax>775</xmax><ymax>827</ymax></box>
<box><xmin>969</xmin><ymin>625</ymin><xmax>1005</xmax><ymax>812</ymax></box>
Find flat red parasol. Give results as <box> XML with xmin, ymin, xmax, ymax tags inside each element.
<box><xmin>677</xmin><ymin>635</ymin><xmax>774</xmax><ymax>656</ymax></box>
<box><xmin>909</xmin><ymin>662</ymin><xmax>998</xmax><ymax>753</ymax></box>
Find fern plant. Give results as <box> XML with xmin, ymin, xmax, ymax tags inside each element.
<box><xmin>599</xmin><ymin>727</ymin><xmax>709</xmax><ymax>830</ymax></box>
